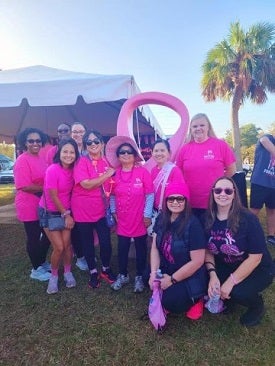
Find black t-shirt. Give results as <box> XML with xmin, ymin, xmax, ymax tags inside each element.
<box><xmin>206</xmin><ymin>210</ymin><xmax>272</xmax><ymax>270</ymax></box>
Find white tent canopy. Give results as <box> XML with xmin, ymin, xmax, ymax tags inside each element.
<box><xmin>0</xmin><ymin>65</ymin><xmax>164</xmax><ymax>143</ymax></box>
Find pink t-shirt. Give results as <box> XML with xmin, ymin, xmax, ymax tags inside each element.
<box><xmin>46</xmin><ymin>145</ymin><xmax>58</xmax><ymax>166</ymax></box>
<box><xmin>71</xmin><ymin>156</ymin><xmax>113</xmax><ymax>222</ymax></box>
<box><xmin>39</xmin><ymin>144</ymin><xmax>54</xmax><ymax>163</ymax></box>
<box><xmin>14</xmin><ymin>152</ymin><xmax>47</xmax><ymax>221</ymax></box>
<box><xmin>177</xmin><ymin>137</ymin><xmax>236</xmax><ymax>209</ymax></box>
<box><xmin>39</xmin><ymin>163</ymin><xmax>74</xmax><ymax>212</ymax></box>
<box><xmin>151</xmin><ymin>164</ymin><xmax>186</xmax><ymax>209</ymax></box>
<box><xmin>113</xmin><ymin>166</ymin><xmax>154</xmax><ymax>237</ymax></box>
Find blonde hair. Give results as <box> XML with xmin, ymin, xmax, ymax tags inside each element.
<box><xmin>185</xmin><ymin>113</ymin><xmax>217</xmax><ymax>143</ymax></box>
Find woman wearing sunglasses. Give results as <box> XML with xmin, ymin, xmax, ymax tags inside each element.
<box><xmin>46</xmin><ymin>123</ymin><xmax>71</xmax><ymax>165</ymax></box>
<box><xmin>149</xmin><ymin>182</ymin><xmax>207</xmax><ymax>320</ymax></box>
<box><xmin>204</xmin><ymin>177</ymin><xmax>273</xmax><ymax>326</ymax></box>
<box><xmin>71</xmin><ymin>130</ymin><xmax>116</xmax><ymax>288</ymax></box>
<box><xmin>14</xmin><ymin>127</ymin><xmax>51</xmax><ymax>282</ymax></box>
<box><xmin>105</xmin><ymin>136</ymin><xmax>154</xmax><ymax>293</ymax></box>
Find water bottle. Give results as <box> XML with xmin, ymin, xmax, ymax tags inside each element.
<box><xmin>206</xmin><ymin>286</ymin><xmax>223</xmax><ymax>314</ymax></box>
<box><xmin>156</xmin><ymin>269</ymin><xmax>163</xmax><ymax>280</ymax></box>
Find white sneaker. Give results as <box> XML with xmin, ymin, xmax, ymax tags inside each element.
<box><xmin>30</xmin><ymin>266</ymin><xmax>51</xmax><ymax>281</ymax></box>
<box><xmin>41</xmin><ymin>261</ymin><xmax>51</xmax><ymax>272</ymax></box>
<box><xmin>47</xmin><ymin>275</ymin><xmax>59</xmax><ymax>294</ymax></box>
<box><xmin>76</xmin><ymin>257</ymin><xmax>88</xmax><ymax>271</ymax></box>
<box><xmin>64</xmin><ymin>272</ymin><xmax>76</xmax><ymax>288</ymax></box>
<box><xmin>111</xmin><ymin>274</ymin><xmax>130</xmax><ymax>291</ymax></box>
<box><xmin>134</xmin><ymin>276</ymin><xmax>144</xmax><ymax>293</ymax></box>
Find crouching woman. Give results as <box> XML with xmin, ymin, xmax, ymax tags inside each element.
<box><xmin>149</xmin><ymin>183</ymin><xmax>207</xmax><ymax>319</ymax></box>
<box><xmin>39</xmin><ymin>138</ymin><xmax>79</xmax><ymax>294</ymax></box>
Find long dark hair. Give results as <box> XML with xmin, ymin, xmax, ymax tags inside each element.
<box><xmin>53</xmin><ymin>138</ymin><xmax>79</xmax><ymax>168</ymax></box>
<box><xmin>204</xmin><ymin>176</ymin><xmax>243</xmax><ymax>235</ymax></box>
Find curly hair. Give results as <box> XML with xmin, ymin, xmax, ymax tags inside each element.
<box><xmin>16</xmin><ymin>127</ymin><xmax>47</xmax><ymax>151</ymax></box>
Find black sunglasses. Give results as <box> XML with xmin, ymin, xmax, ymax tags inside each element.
<box><xmin>213</xmin><ymin>187</ymin><xmax>234</xmax><ymax>195</ymax></box>
<box><xmin>58</xmin><ymin>128</ymin><xmax>70</xmax><ymax>133</ymax></box>
<box><xmin>118</xmin><ymin>150</ymin><xmax>134</xmax><ymax>155</ymax></box>
<box><xmin>86</xmin><ymin>138</ymin><xmax>101</xmax><ymax>146</ymax></box>
<box><xmin>27</xmin><ymin>139</ymin><xmax>42</xmax><ymax>144</ymax></box>
<box><xmin>167</xmin><ymin>196</ymin><xmax>185</xmax><ymax>203</ymax></box>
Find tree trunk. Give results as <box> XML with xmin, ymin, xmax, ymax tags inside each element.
<box><xmin>231</xmin><ymin>87</ymin><xmax>242</xmax><ymax>170</ymax></box>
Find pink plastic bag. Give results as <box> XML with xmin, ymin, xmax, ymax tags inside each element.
<box><xmin>148</xmin><ymin>280</ymin><xmax>166</xmax><ymax>331</ymax></box>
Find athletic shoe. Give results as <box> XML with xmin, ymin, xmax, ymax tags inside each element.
<box><xmin>64</xmin><ymin>272</ymin><xmax>76</xmax><ymax>288</ymax></box>
<box><xmin>47</xmin><ymin>275</ymin><xmax>58</xmax><ymax>294</ymax></box>
<box><xmin>240</xmin><ymin>296</ymin><xmax>265</xmax><ymax>327</ymax></box>
<box><xmin>88</xmin><ymin>272</ymin><xmax>100</xmax><ymax>289</ymax></box>
<box><xmin>111</xmin><ymin>274</ymin><xmax>130</xmax><ymax>291</ymax></box>
<box><xmin>30</xmin><ymin>266</ymin><xmax>51</xmax><ymax>281</ymax></box>
<box><xmin>76</xmin><ymin>257</ymin><xmax>89</xmax><ymax>271</ymax></box>
<box><xmin>266</xmin><ymin>235</ymin><xmax>275</xmax><ymax>245</ymax></box>
<box><xmin>186</xmin><ymin>298</ymin><xmax>204</xmax><ymax>320</ymax></box>
<box><xmin>41</xmin><ymin>261</ymin><xmax>51</xmax><ymax>272</ymax></box>
<box><xmin>100</xmin><ymin>268</ymin><xmax>116</xmax><ymax>284</ymax></box>
<box><xmin>134</xmin><ymin>275</ymin><xmax>145</xmax><ymax>293</ymax></box>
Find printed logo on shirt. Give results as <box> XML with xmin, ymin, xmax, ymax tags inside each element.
<box><xmin>133</xmin><ymin>177</ymin><xmax>143</xmax><ymax>188</ymax></box>
<box><xmin>204</xmin><ymin>150</ymin><xmax>215</xmax><ymax>160</ymax></box>
<box><xmin>264</xmin><ymin>157</ymin><xmax>275</xmax><ymax>178</ymax></box>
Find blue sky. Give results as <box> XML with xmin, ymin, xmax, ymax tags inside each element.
<box><xmin>0</xmin><ymin>0</ymin><xmax>274</xmax><ymax>137</ymax></box>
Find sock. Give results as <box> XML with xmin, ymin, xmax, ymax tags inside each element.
<box><xmin>90</xmin><ymin>269</ymin><xmax>98</xmax><ymax>274</ymax></box>
<box><xmin>51</xmin><ymin>268</ymin><xmax>58</xmax><ymax>277</ymax></box>
<box><xmin>64</xmin><ymin>265</ymin><xmax>71</xmax><ymax>273</ymax></box>
<box><xmin>102</xmin><ymin>266</ymin><xmax>109</xmax><ymax>272</ymax></box>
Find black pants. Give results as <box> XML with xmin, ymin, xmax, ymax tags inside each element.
<box><xmin>117</xmin><ymin>234</ymin><xmax>147</xmax><ymax>276</ymax></box>
<box><xmin>217</xmin><ymin>264</ymin><xmax>273</xmax><ymax>308</ymax></box>
<box><xmin>71</xmin><ymin>225</ymin><xmax>83</xmax><ymax>258</ymax></box>
<box><xmin>76</xmin><ymin>218</ymin><xmax>112</xmax><ymax>270</ymax></box>
<box><xmin>23</xmin><ymin>221</ymin><xmax>50</xmax><ymax>270</ymax></box>
<box><xmin>162</xmin><ymin>280</ymin><xmax>195</xmax><ymax>314</ymax></box>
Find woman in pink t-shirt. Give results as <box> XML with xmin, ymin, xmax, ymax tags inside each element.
<box><xmin>39</xmin><ymin>138</ymin><xmax>79</xmax><ymax>295</ymax></box>
<box><xmin>105</xmin><ymin>136</ymin><xmax>154</xmax><ymax>293</ymax></box>
<box><xmin>14</xmin><ymin>128</ymin><xmax>51</xmax><ymax>282</ymax></box>
<box><xmin>71</xmin><ymin>130</ymin><xmax>116</xmax><ymax>289</ymax></box>
<box><xmin>177</xmin><ymin>113</ymin><xmax>236</xmax><ymax>219</ymax></box>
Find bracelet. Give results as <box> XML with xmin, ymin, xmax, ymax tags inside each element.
<box><xmin>61</xmin><ymin>210</ymin><xmax>71</xmax><ymax>218</ymax></box>
<box><xmin>205</xmin><ymin>261</ymin><xmax>215</xmax><ymax>267</ymax></box>
<box><xmin>171</xmin><ymin>274</ymin><xmax>178</xmax><ymax>284</ymax></box>
<box><xmin>230</xmin><ymin>273</ymin><xmax>238</xmax><ymax>285</ymax></box>
<box><xmin>207</xmin><ymin>268</ymin><xmax>216</xmax><ymax>273</ymax></box>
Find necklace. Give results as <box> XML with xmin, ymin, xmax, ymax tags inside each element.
<box><xmin>90</xmin><ymin>158</ymin><xmax>114</xmax><ymax>197</ymax></box>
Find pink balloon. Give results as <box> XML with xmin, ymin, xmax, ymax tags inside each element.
<box><xmin>117</xmin><ymin>92</ymin><xmax>189</xmax><ymax>171</ymax></box>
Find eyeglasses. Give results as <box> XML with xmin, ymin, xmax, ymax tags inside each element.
<box><xmin>167</xmin><ymin>196</ymin><xmax>185</xmax><ymax>204</ymax></box>
<box><xmin>58</xmin><ymin>128</ymin><xmax>70</xmax><ymax>134</ymax></box>
<box><xmin>72</xmin><ymin>130</ymin><xmax>85</xmax><ymax>134</ymax></box>
<box><xmin>27</xmin><ymin>139</ymin><xmax>42</xmax><ymax>144</ymax></box>
<box><xmin>118</xmin><ymin>150</ymin><xmax>134</xmax><ymax>155</ymax></box>
<box><xmin>213</xmin><ymin>187</ymin><xmax>234</xmax><ymax>195</ymax></box>
<box><xmin>86</xmin><ymin>138</ymin><xmax>101</xmax><ymax>146</ymax></box>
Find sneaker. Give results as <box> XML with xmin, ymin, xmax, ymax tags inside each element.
<box><xmin>76</xmin><ymin>257</ymin><xmax>89</xmax><ymax>271</ymax></box>
<box><xmin>88</xmin><ymin>272</ymin><xmax>100</xmax><ymax>289</ymax></box>
<box><xmin>186</xmin><ymin>298</ymin><xmax>204</xmax><ymax>320</ymax></box>
<box><xmin>47</xmin><ymin>275</ymin><xmax>58</xmax><ymax>294</ymax></box>
<box><xmin>64</xmin><ymin>272</ymin><xmax>76</xmax><ymax>288</ymax></box>
<box><xmin>111</xmin><ymin>274</ymin><xmax>130</xmax><ymax>291</ymax></box>
<box><xmin>134</xmin><ymin>276</ymin><xmax>144</xmax><ymax>293</ymax></box>
<box><xmin>100</xmin><ymin>268</ymin><xmax>116</xmax><ymax>284</ymax></box>
<box><xmin>240</xmin><ymin>296</ymin><xmax>265</xmax><ymax>327</ymax></box>
<box><xmin>41</xmin><ymin>261</ymin><xmax>51</xmax><ymax>272</ymax></box>
<box><xmin>30</xmin><ymin>266</ymin><xmax>51</xmax><ymax>281</ymax></box>
<box><xmin>266</xmin><ymin>235</ymin><xmax>275</xmax><ymax>245</ymax></box>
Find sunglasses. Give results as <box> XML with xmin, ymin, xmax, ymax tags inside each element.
<box><xmin>27</xmin><ymin>139</ymin><xmax>42</xmax><ymax>144</ymax></box>
<box><xmin>58</xmin><ymin>128</ymin><xmax>70</xmax><ymax>133</ymax></box>
<box><xmin>167</xmin><ymin>196</ymin><xmax>185</xmax><ymax>204</ymax></box>
<box><xmin>86</xmin><ymin>138</ymin><xmax>101</xmax><ymax>146</ymax></box>
<box><xmin>118</xmin><ymin>150</ymin><xmax>134</xmax><ymax>155</ymax></box>
<box><xmin>213</xmin><ymin>187</ymin><xmax>234</xmax><ymax>195</ymax></box>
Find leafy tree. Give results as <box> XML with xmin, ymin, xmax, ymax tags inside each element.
<box><xmin>201</xmin><ymin>21</ymin><xmax>275</xmax><ymax>169</ymax></box>
<box><xmin>225</xmin><ymin>123</ymin><xmax>261</xmax><ymax>148</ymax></box>
<box><xmin>267</xmin><ymin>121</ymin><xmax>275</xmax><ymax>135</ymax></box>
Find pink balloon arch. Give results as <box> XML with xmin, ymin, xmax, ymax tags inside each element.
<box><xmin>116</xmin><ymin>92</ymin><xmax>190</xmax><ymax>171</ymax></box>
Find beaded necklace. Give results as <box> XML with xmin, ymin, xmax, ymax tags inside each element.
<box><xmin>90</xmin><ymin>158</ymin><xmax>114</xmax><ymax>197</ymax></box>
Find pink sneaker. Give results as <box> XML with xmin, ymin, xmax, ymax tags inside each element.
<box><xmin>186</xmin><ymin>298</ymin><xmax>204</xmax><ymax>320</ymax></box>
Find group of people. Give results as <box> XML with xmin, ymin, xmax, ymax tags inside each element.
<box><xmin>13</xmin><ymin>112</ymin><xmax>274</xmax><ymax>328</ymax></box>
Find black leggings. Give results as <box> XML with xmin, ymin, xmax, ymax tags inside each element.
<box><xmin>23</xmin><ymin>221</ymin><xmax>50</xmax><ymax>269</ymax></box>
<box><xmin>162</xmin><ymin>281</ymin><xmax>197</xmax><ymax>314</ymax></box>
<box><xmin>71</xmin><ymin>225</ymin><xmax>83</xmax><ymax>258</ymax></box>
<box><xmin>117</xmin><ymin>235</ymin><xmax>147</xmax><ymax>276</ymax></box>
<box><xmin>76</xmin><ymin>218</ymin><xmax>112</xmax><ymax>271</ymax></box>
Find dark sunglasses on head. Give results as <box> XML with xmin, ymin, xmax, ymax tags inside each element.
<box><xmin>167</xmin><ymin>196</ymin><xmax>185</xmax><ymax>203</ymax></box>
<box><xmin>27</xmin><ymin>139</ymin><xmax>42</xmax><ymax>144</ymax></box>
<box><xmin>86</xmin><ymin>138</ymin><xmax>101</xmax><ymax>146</ymax></box>
<box><xmin>118</xmin><ymin>150</ymin><xmax>134</xmax><ymax>155</ymax></box>
<box><xmin>58</xmin><ymin>128</ymin><xmax>70</xmax><ymax>133</ymax></box>
<box><xmin>213</xmin><ymin>187</ymin><xmax>234</xmax><ymax>195</ymax></box>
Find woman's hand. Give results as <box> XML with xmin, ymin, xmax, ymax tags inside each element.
<box><xmin>159</xmin><ymin>274</ymin><xmax>173</xmax><ymax>290</ymax></box>
<box><xmin>208</xmin><ymin>274</ymin><xmax>221</xmax><ymax>298</ymax></box>
<box><xmin>65</xmin><ymin>215</ymin><xmax>75</xmax><ymax>230</ymax></box>
<box><xmin>220</xmin><ymin>279</ymin><xmax>234</xmax><ymax>300</ymax></box>
<box><xmin>148</xmin><ymin>273</ymin><xmax>156</xmax><ymax>290</ymax></box>
<box><xmin>143</xmin><ymin>217</ymin><xmax>151</xmax><ymax>228</ymax></box>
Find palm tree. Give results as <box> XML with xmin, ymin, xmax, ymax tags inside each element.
<box><xmin>201</xmin><ymin>22</ymin><xmax>275</xmax><ymax>169</ymax></box>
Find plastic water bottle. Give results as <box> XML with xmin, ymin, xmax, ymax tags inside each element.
<box><xmin>206</xmin><ymin>286</ymin><xmax>223</xmax><ymax>314</ymax></box>
<box><xmin>156</xmin><ymin>269</ymin><xmax>163</xmax><ymax>280</ymax></box>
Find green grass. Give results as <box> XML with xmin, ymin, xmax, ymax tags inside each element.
<box><xmin>0</xmin><ymin>223</ymin><xmax>274</xmax><ymax>366</ymax></box>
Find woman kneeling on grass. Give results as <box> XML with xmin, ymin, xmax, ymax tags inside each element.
<box><xmin>204</xmin><ymin>177</ymin><xmax>273</xmax><ymax>326</ymax></box>
<box><xmin>39</xmin><ymin>138</ymin><xmax>79</xmax><ymax>294</ymax></box>
<box><xmin>149</xmin><ymin>183</ymin><xmax>207</xmax><ymax>320</ymax></box>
